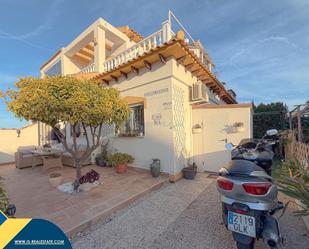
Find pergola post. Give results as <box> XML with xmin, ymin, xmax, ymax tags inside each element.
<box><xmin>289</xmin><ymin>112</ymin><xmax>292</xmax><ymax>130</ymax></box>
<box><xmin>297</xmin><ymin>106</ymin><xmax>302</xmax><ymax>142</ymax></box>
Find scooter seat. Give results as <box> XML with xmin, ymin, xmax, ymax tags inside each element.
<box><xmin>222</xmin><ymin>159</ymin><xmax>265</xmax><ymax>176</ymax></box>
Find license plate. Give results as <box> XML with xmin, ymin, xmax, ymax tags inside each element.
<box><xmin>228</xmin><ymin>211</ymin><xmax>256</xmax><ymax>238</ymax></box>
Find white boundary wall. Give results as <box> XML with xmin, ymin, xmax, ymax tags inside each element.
<box><xmin>0</xmin><ymin>123</ymin><xmax>39</xmax><ymax>164</ymax></box>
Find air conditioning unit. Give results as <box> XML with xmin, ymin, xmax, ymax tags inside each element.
<box><xmin>191</xmin><ymin>82</ymin><xmax>209</xmax><ymax>102</ymax></box>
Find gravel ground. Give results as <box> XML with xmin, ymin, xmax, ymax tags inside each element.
<box><xmin>73</xmin><ymin>174</ymin><xmax>309</xmax><ymax>249</ymax></box>
<box><xmin>150</xmin><ymin>181</ymin><xmax>309</xmax><ymax>249</ymax></box>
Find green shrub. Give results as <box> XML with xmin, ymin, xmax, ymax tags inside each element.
<box><xmin>0</xmin><ymin>176</ymin><xmax>8</xmax><ymax>213</ymax></box>
<box><xmin>277</xmin><ymin>160</ymin><xmax>309</xmax><ymax>216</ymax></box>
<box><xmin>108</xmin><ymin>152</ymin><xmax>134</xmax><ymax>167</ymax></box>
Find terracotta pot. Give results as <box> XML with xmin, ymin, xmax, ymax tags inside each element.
<box><xmin>116</xmin><ymin>163</ymin><xmax>128</xmax><ymax>173</ymax></box>
<box><xmin>49</xmin><ymin>175</ymin><xmax>62</xmax><ymax>187</ymax></box>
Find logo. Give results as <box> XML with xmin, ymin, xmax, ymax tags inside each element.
<box><xmin>0</xmin><ymin>211</ymin><xmax>72</xmax><ymax>248</ymax></box>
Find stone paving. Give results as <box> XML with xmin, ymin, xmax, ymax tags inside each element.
<box><xmin>73</xmin><ymin>174</ymin><xmax>309</xmax><ymax>249</ymax></box>
<box><xmin>73</xmin><ymin>173</ymin><xmax>214</xmax><ymax>248</ymax></box>
<box><xmin>0</xmin><ymin>164</ymin><xmax>167</xmax><ymax>235</ymax></box>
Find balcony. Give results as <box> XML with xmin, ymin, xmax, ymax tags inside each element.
<box><xmin>80</xmin><ymin>63</ymin><xmax>95</xmax><ymax>73</ymax></box>
<box><xmin>103</xmin><ymin>29</ymin><xmax>168</xmax><ymax>73</ymax></box>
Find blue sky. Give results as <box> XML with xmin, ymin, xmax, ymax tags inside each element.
<box><xmin>0</xmin><ymin>0</ymin><xmax>308</xmax><ymax>128</ymax></box>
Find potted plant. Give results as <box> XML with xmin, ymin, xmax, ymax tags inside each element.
<box><xmin>79</xmin><ymin>170</ymin><xmax>100</xmax><ymax>192</ymax></box>
<box><xmin>108</xmin><ymin>152</ymin><xmax>134</xmax><ymax>173</ymax></box>
<box><xmin>49</xmin><ymin>172</ymin><xmax>62</xmax><ymax>187</ymax></box>
<box><xmin>95</xmin><ymin>141</ymin><xmax>110</xmax><ymax>167</ymax></box>
<box><xmin>182</xmin><ymin>162</ymin><xmax>197</xmax><ymax>180</ymax></box>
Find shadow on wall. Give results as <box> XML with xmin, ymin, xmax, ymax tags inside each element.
<box><xmin>110</xmin><ymin>134</ymin><xmax>175</xmax><ymax>174</ymax></box>
<box><xmin>0</xmin><ymin>152</ymin><xmax>15</xmax><ymax>164</ymax></box>
<box><xmin>191</xmin><ymin>150</ymin><xmax>231</xmax><ymax>173</ymax></box>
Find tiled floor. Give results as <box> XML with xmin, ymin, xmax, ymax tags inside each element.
<box><xmin>0</xmin><ymin>164</ymin><xmax>168</xmax><ymax>236</ymax></box>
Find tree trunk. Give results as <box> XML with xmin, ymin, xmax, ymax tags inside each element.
<box><xmin>74</xmin><ymin>159</ymin><xmax>82</xmax><ymax>190</ymax></box>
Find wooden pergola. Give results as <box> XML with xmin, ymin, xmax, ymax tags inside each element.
<box><xmin>93</xmin><ymin>37</ymin><xmax>237</xmax><ymax>104</ymax></box>
<box><xmin>289</xmin><ymin>100</ymin><xmax>309</xmax><ymax>142</ymax></box>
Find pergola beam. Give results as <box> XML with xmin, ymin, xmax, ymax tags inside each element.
<box><xmin>131</xmin><ymin>66</ymin><xmax>139</xmax><ymax>75</ymax></box>
<box><xmin>158</xmin><ymin>53</ymin><xmax>167</xmax><ymax>64</ymax></box>
<box><xmin>144</xmin><ymin>60</ymin><xmax>152</xmax><ymax>70</ymax></box>
<box><xmin>120</xmin><ymin>71</ymin><xmax>128</xmax><ymax>79</ymax></box>
<box><xmin>176</xmin><ymin>55</ymin><xmax>186</xmax><ymax>65</ymax></box>
<box><xmin>111</xmin><ymin>75</ymin><xmax>118</xmax><ymax>82</ymax></box>
<box><xmin>102</xmin><ymin>79</ymin><xmax>109</xmax><ymax>85</ymax></box>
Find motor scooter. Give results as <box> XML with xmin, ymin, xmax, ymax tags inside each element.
<box><xmin>217</xmin><ymin>129</ymin><xmax>284</xmax><ymax>249</ymax></box>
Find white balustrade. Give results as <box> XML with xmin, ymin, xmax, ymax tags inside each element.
<box><xmin>80</xmin><ymin>63</ymin><xmax>95</xmax><ymax>73</ymax></box>
<box><xmin>103</xmin><ymin>29</ymin><xmax>166</xmax><ymax>73</ymax></box>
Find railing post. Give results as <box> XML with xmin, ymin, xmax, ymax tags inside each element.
<box><xmin>162</xmin><ymin>20</ymin><xmax>171</xmax><ymax>43</ymax></box>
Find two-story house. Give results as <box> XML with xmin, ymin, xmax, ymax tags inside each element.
<box><xmin>39</xmin><ymin>12</ymin><xmax>253</xmax><ymax>181</ymax></box>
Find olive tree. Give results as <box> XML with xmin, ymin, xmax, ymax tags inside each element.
<box><xmin>2</xmin><ymin>76</ymin><xmax>129</xmax><ymax>187</ymax></box>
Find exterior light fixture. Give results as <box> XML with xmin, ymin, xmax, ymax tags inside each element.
<box><xmin>16</xmin><ymin>129</ymin><xmax>21</xmax><ymax>137</ymax></box>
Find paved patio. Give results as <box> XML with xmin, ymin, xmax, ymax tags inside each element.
<box><xmin>0</xmin><ymin>163</ymin><xmax>168</xmax><ymax>236</ymax></box>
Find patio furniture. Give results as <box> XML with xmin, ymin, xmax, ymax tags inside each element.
<box><xmin>15</xmin><ymin>146</ymin><xmax>43</xmax><ymax>169</ymax></box>
<box><xmin>31</xmin><ymin>149</ymin><xmax>64</xmax><ymax>170</ymax></box>
<box><xmin>53</xmin><ymin>143</ymin><xmax>91</xmax><ymax>167</ymax></box>
<box><xmin>62</xmin><ymin>152</ymin><xmax>91</xmax><ymax>167</ymax></box>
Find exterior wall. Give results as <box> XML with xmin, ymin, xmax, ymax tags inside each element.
<box><xmin>109</xmin><ymin>59</ymin><xmax>175</xmax><ymax>173</ymax></box>
<box><xmin>170</xmin><ymin>59</ymin><xmax>224</xmax><ymax>104</ymax></box>
<box><xmin>169</xmin><ymin>59</ymin><xmax>224</xmax><ymax>174</ymax></box>
<box><xmin>107</xmin><ymin>58</ymin><xmax>229</xmax><ymax>174</ymax></box>
<box><xmin>170</xmin><ymin>76</ymin><xmax>192</xmax><ymax>174</ymax></box>
<box><xmin>62</xmin><ymin>55</ymin><xmax>85</xmax><ymax>75</ymax></box>
<box><xmin>0</xmin><ymin>123</ymin><xmax>39</xmax><ymax>164</ymax></box>
<box><xmin>192</xmin><ymin>106</ymin><xmax>253</xmax><ymax>172</ymax></box>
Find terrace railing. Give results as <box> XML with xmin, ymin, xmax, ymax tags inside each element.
<box><xmin>81</xmin><ymin>63</ymin><xmax>95</xmax><ymax>73</ymax></box>
<box><xmin>103</xmin><ymin>29</ymin><xmax>165</xmax><ymax>72</ymax></box>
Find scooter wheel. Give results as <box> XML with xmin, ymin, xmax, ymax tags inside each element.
<box><xmin>236</xmin><ymin>241</ymin><xmax>254</xmax><ymax>249</ymax></box>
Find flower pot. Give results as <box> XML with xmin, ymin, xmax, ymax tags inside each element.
<box><xmin>95</xmin><ymin>156</ymin><xmax>107</xmax><ymax>167</ymax></box>
<box><xmin>116</xmin><ymin>163</ymin><xmax>128</xmax><ymax>173</ymax></box>
<box><xmin>183</xmin><ymin>168</ymin><xmax>196</xmax><ymax>179</ymax></box>
<box><xmin>182</xmin><ymin>164</ymin><xmax>197</xmax><ymax>180</ymax></box>
<box><xmin>49</xmin><ymin>175</ymin><xmax>62</xmax><ymax>187</ymax></box>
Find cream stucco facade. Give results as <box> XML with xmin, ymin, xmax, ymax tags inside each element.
<box><xmin>38</xmin><ymin>13</ymin><xmax>253</xmax><ymax>179</ymax></box>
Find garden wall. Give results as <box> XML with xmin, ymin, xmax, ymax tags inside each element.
<box><xmin>0</xmin><ymin>123</ymin><xmax>39</xmax><ymax>164</ymax></box>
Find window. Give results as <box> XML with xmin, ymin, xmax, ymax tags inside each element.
<box><xmin>119</xmin><ymin>104</ymin><xmax>145</xmax><ymax>136</ymax></box>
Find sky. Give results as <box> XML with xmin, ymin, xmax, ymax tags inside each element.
<box><xmin>0</xmin><ymin>0</ymin><xmax>308</xmax><ymax>128</ymax></box>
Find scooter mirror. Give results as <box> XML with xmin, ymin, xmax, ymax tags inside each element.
<box><xmin>266</xmin><ymin>129</ymin><xmax>278</xmax><ymax>136</ymax></box>
<box><xmin>225</xmin><ymin>143</ymin><xmax>234</xmax><ymax>151</ymax></box>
